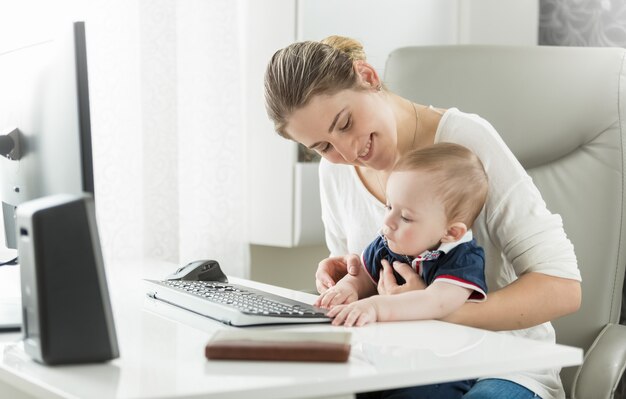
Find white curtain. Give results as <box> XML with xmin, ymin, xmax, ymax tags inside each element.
<box><xmin>93</xmin><ymin>0</ymin><xmax>249</xmax><ymax>276</ymax></box>
<box><xmin>2</xmin><ymin>0</ymin><xmax>250</xmax><ymax>277</ymax></box>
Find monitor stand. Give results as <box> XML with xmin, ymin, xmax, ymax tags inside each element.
<box><xmin>0</xmin><ymin>258</ymin><xmax>21</xmax><ymax>332</ymax></box>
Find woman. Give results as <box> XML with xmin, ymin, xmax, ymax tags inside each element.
<box><xmin>264</xmin><ymin>36</ymin><xmax>581</xmax><ymax>399</ymax></box>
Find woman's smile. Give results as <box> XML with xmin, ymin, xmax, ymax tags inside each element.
<box><xmin>358</xmin><ymin>134</ymin><xmax>374</xmax><ymax>161</ymax></box>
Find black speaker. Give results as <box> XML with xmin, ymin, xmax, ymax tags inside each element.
<box><xmin>17</xmin><ymin>194</ymin><xmax>119</xmax><ymax>365</ymax></box>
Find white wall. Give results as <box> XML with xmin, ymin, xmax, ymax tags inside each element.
<box><xmin>298</xmin><ymin>0</ymin><xmax>460</xmax><ymax>76</ymax></box>
<box><xmin>458</xmin><ymin>0</ymin><xmax>538</xmax><ymax>44</ymax></box>
<box><xmin>298</xmin><ymin>0</ymin><xmax>538</xmax><ymax>73</ymax></box>
<box><xmin>245</xmin><ymin>0</ymin><xmax>299</xmax><ymax>248</ymax></box>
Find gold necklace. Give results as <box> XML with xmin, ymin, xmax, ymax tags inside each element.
<box><xmin>409</xmin><ymin>102</ymin><xmax>418</xmax><ymax>149</ymax></box>
<box><xmin>375</xmin><ymin>102</ymin><xmax>418</xmax><ymax>200</ymax></box>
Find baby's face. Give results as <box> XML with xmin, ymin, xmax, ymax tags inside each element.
<box><xmin>381</xmin><ymin>170</ymin><xmax>448</xmax><ymax>256</ymax></box>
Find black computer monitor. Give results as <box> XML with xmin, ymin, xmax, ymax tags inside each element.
<box><xmin>0</xmin><ymin>21</ymin><xmax>94</xmax><ymax>250</ymax></box>
<box><xmin>0</xmin><ymin>21</ymin><xmax>94</xmax><ymax>331</ymax></box>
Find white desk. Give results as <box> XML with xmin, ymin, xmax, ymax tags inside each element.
<box><xmin>0</xmin><ymin>260</ymin><xmax>583</xmax><ymax>399</ymax></box>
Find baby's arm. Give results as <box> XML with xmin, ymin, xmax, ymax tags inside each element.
<box><xmin>315</xmin><ymin>260</ymin><xmax>377</xmax><ymax>308</ymax></box>
<box><xmin>378</xmin><ymin>282</ymin><xmax>472</xmax><ymax>321</ymax></box>
<box><xmin>328</xmin><ymin>282</ymin><xmax>471</xmax><ymax>326</ymax></box>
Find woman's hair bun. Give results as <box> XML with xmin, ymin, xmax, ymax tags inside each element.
<box><xmin>320</xmin><ymin>35</ymin><xmax>366</xmax><ymax>61</ymax></box>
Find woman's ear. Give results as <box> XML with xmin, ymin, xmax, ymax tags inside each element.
<box><xmin>353</xmin><ymin>60</ymin><xmax>381</xmax><ymax>90</ymax></box>
<box><xmin>441</xmin><ymin>222</ymin><xmax>468</xmax><ymax>243</ymax></box>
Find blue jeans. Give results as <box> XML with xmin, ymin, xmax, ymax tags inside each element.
<box><xmin>357</xmin><ymin>380</ymin><xmax>475</xmax><ymax>399</ymax></box>
<box><xmin>463</xmin><ymin>379</ymin><xmax>540</xmax><ymax>399</ymax></box>
<box><xmin>356</xmin><ymin>378</ymin><xmax>539</xmax><ymax>399</ymax></box>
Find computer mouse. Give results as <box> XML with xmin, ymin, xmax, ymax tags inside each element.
<box><xmin>166</xmin><ymin>260</ymin><xmax>228</xmax><ymax>283</ymax></box>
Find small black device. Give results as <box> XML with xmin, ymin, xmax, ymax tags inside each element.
<box><xmin>17</xmin><ymin>194</ymin><xmax>119</xmax><ymax>365</ymax></box>
<box><xmin>167</xmin><ymin>259</ymin><xmax>228</xmax><ymax>283</ymax></box>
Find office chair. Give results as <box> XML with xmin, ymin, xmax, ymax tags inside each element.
<box><xmin>383</xmin><ymin>45</ymin><xmax>626</xmax><ymax>398</ymax></box>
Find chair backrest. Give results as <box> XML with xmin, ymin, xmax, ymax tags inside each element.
<box><xmin>384</xmin><ymin>45</ymin><xmax>626</xmax><ymax>394</ymax></box>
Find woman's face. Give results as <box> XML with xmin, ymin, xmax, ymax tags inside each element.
<box><xmin>285</xmin><ymin>89</ymin><xmax>398</xmax><ymax>170</ymax></box>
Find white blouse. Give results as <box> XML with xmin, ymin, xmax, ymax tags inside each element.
<box><xmin>319</xmin><ymin>108</ymin><xmax>581</xmax><ymax>399</ymax></box>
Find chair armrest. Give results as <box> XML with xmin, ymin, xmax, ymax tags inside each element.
<box><xmin>572</xmin><ymin>323</ymin><xmax>626</xmax><ymax>399</ymax></box>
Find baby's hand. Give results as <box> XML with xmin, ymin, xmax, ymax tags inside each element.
<box><xmin>314</xmin><ymin>285</ymin><xmax>357</xmax><ymax>308</ymax></box>
<box><xmin>377</xmin><ymin>259</ymin><xmax>426</xmax><ymax>295</ymax></box>
<box><xmin>326</xmin><ymin>298</ymin><xmax>377</xmax><ymax>327</ymax></box>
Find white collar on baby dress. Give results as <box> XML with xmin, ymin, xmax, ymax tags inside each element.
<box><xmin>410</xmin><ymin>230</ymin><xmax>473</xmax><ymax>268</ymax></box>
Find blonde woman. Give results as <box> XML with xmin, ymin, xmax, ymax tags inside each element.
<box><xmin>264</xmin><ymin>36</ymin><xmax>581</xmax><ymax>399</ymax></box>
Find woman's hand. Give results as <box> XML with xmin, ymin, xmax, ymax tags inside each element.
<box><xmin>377</xmin><ymin>259</ymin><xmax>426</xmax><ymax>295</ymax></box>
<box><xmin>315</xmin><ymin>254</ymin><xmax>361</xmax><ymax>294</ymax></box>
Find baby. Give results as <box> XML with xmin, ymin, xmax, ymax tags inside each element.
<box><xmin>317</xmin><ymin>142</ymin><xmax>489</xmax><ymax>327</ymax></box>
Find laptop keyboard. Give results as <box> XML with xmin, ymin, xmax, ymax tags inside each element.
<box><xmin>160</xmin><ymin>280</ymin><xmax>328</xmax><ymax>319</ymax></box>
<box><xmin>145</xmin><ymin>278</ymin><xmax>331</xmax><ymax>326</ymax></box>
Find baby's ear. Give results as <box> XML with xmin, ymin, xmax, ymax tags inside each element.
<box><xmin>441</xmin><ymin>222</ymin><xmax>467</xmax><ymax>243</ymax></box>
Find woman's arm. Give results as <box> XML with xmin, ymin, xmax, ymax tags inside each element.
<box><xmin>441</xmin><ymin>272</ymin><xmax>581</xmax><ymax>331</ymax></box>
<box><xmin>436</xmin><ymin>112</ymin><xmax>582</xmax><ymax>331</ymax></box>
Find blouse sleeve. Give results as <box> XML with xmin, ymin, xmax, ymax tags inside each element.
<box><xmin>486</xmin><ymin>177</ymin><xmax>580</xmax><ymax>279</ymax></box>
<box><xmin>319</xmin><ymin>159</ymin><xmax>348</xmax><ymax>257</ymax></box>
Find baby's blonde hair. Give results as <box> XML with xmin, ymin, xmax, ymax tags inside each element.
<box><xmin>393</xmin><ymin>143</ymin><xmax>488</xmax><ymax>227</ymax></box>
<box><xmin>264</xmin><ymin>36</ymin><xmax>368</xmax><ymax>139</ymax></box>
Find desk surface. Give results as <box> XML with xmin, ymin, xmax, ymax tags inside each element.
<box><xmin>0</xmin><ymin>260</ymin><xmax>583</xmax><ymax>399</ymax></box>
